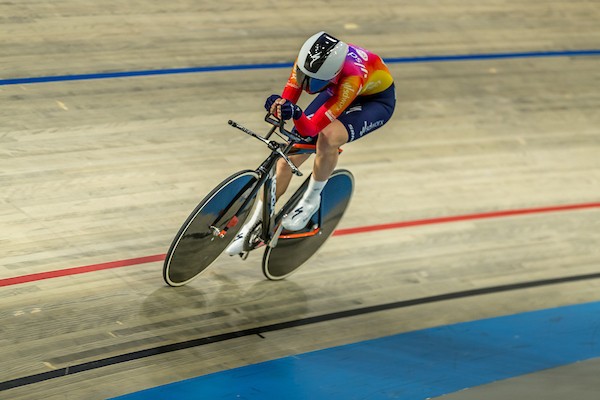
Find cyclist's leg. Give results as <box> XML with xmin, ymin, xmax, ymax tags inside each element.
<box><xmin>281</xmin><ymin>122</ymin><xmax>347</xmax><ymax>231</ymax></box>
<box><xmin>313</xmin><ymin>120</ymin><xmax>348</xmax><ymax>181</ymax></box>
<box><xmin>283</xmin><ymin>84</ymin><xmax>396</xmax><ymax>230</ymax></box>
<box><xmin>225</xmin><ymin>196</ymin><xmax>263</xmax><ymax>255</ymax></box>
<box><xmin>226</xmin><ymin>153</ymin><xmax>310</xmax><ymax>256</ymax></box>
<box><xmin>306</xmin><ymin>83</ymin><xmax>396</xmax><ymax>184</ymax></box>
<box><xmin>338</xmin><ymin>83</ymin><xmax>396</xmax><ymax>144</ymax></box>
<box><xmin>275</xmin><ymin>154</ymin><xmax>311</xmax><ymax>199</ymax></box>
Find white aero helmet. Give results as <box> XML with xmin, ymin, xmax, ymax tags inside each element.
<box><xmin>296</xmin><ymin>31</ymin><xmax>349</xmax><ymax>94</ymax></box>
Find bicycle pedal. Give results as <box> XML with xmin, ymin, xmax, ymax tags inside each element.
<box><xmin>239</xmin><ymin>251</ymin><xmax>250</xmax><ymax>261</ymax></box>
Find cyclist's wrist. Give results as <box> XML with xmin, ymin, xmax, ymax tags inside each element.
<box><xmin>292</xmin><ymin>104</ymin><xmax>303</xmax><ymax>120</ymax></box>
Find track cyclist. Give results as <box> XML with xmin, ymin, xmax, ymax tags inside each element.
<box><xmin>227</xmin><ymin>31</ymin><xmax>396</xmax><ymax>256</ymax></box>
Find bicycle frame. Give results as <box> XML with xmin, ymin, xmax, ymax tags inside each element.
<box><xmin>210</xmin><ymin>115</ymin><xmax>309</xmax><ymax>249</ymax></box>
<box><xmin>163</xmin><ymin>114</ymin><xmax>353</xmax><ymax>284</ymax></box>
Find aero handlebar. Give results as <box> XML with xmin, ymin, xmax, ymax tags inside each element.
<box><xmin>227</xmin><ymin>116</ymin><xmax>304</xmax><ymax>176</ymax></box>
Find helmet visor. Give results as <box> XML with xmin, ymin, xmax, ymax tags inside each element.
<box><xmin>296</xmin><ymin>68</ymin><xmax>330</xmax><ymax>94</ymax></box>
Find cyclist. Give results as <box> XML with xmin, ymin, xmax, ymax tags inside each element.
<box><xmin>227</xmin><ymin>31</ymin><xmax>396</xmax><ymax>256</ymax></box>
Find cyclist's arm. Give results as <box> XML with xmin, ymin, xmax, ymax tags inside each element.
<box><xmin>281</xmin><ymin>62</ymin><xmax>302</xmax><ymax>104</ymax></box>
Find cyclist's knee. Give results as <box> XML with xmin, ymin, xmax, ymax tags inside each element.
<box><xmin>317</xmin><ymin>122</ymin><xmax>348</xmax><ymax>153</ymax></box>
<box><xmin>277</xmin><ymin>157</ymin><xmax>290</xmax><ymax>171</ymax></box>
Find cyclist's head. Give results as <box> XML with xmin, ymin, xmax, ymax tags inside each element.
<box><xmin>296</xmin><ymin>31</ymin><xmax>349</xmax><ymax>94</ymax></box>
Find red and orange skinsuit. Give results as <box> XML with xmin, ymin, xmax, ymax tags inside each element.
<box><xmin>280</xmin><ymin>44</ymin><xmax>394</xmax><ymax>137</ymax></box>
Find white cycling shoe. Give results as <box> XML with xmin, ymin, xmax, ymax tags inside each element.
<box><xmin>225</xmin><ymin>200</ymin><xmax>263</xmax><ymax>256</ymax></box>
<box><xmin>282</xmin><ymin>196</ymin><xmax>320</xmax><ymax>231</ymax></box>
<box><xmin>224</xmin><ymin>225</ymin><xmax>252</xmax><ymax>256</ymax></box>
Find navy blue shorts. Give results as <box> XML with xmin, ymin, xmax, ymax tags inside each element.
<box><xmin>303</xmin><ymin>83</ymin><xmax>396</xmax><ymax>143</ymax></box>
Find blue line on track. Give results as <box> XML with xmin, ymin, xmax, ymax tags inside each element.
<box><xmin>112</xmin><ymin>301</ymin><xmax>600</xmax><ymax>400</ymax></box>
<box><xmin>1</xmin><ymin>49</ymin><xmax>599</xmax><ymax>86</ymax></box>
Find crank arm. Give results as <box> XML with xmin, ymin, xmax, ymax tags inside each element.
<box><xmin>268</xmin><ymin>224</ymin><xmax>286</xmax><ymax>248</ymax></box>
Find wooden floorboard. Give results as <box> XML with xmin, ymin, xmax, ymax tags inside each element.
<box><xmin>1</xmin><ymin>0</ymin><xmax>600</xmax><ymax>398</ymax></box>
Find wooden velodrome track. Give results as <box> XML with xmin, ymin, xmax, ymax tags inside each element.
<box><xmin>2</xmin><ymin>1</ymin><xmax>600</xmax><ymax>398</ymax></box>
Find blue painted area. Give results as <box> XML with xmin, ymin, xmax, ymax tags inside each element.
<box><xmin>112</xmin><ymin>301</ymin><xmax>600</xmax><ymax>400</ymax></box>
<box><xmin>2</xmin><ymin>49</ymin><xmax>599</xmax><ymax>86</ymax></box>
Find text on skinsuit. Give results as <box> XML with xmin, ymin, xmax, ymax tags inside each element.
<box><xmin>359</xmin><ymin>119</ymin><xmax>385</xmax><ymax>136</ymax></box>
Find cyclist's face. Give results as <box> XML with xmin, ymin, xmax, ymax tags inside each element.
<box><xmin>296</xmin><ymin>68</ymin><xmax>331</xmax><ymax>94</ymax></box>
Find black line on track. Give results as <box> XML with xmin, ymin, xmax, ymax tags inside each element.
<box><xmin>3</xmin><ymin>271</ymin><xmax>600</xmax><ymax>392</ymax></box>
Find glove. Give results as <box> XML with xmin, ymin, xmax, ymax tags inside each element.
<box><xmin>279</xmin><ymin>99</ymin><xmax>303</xmax><ymax>121</ymax></box>
<box><xmin>264</xmin><ymin>94</ymin><xmax>280</xmax><ymax>111</ymax></box>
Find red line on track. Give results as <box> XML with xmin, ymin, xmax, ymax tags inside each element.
<box><xmin>0</xmin><ymin>254</ymin><xmax>166</xmax><ymax>287</ymax></box>
<box><xmin>1</xmin><ymin>202</ymin><xmax>599</xmax><ymax>288</ymax></box>
<box><xmin>333</xmin><ymin>202</ymin><xmax>600</xmax><ymax>236</ymax></box>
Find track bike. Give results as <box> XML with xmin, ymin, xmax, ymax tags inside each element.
<box><xmin>163</xmin><ymin>114</ymin><xmax>354</xmax><ymax>286</ymax></box>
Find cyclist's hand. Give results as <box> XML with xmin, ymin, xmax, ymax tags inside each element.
<box><xmin>279</xmin><ymin>100</ymin><xmax>302</xmax><ymax>121</ymax></box>
<box><xmin>265</xmin><ymin>95</ymin><xmax>302</xmax><ymax>120</ymax></box>
<box><xmin>264</xmin><ymin>94</ymin><xmax>280</xmax><ymax>112</ymax></box>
